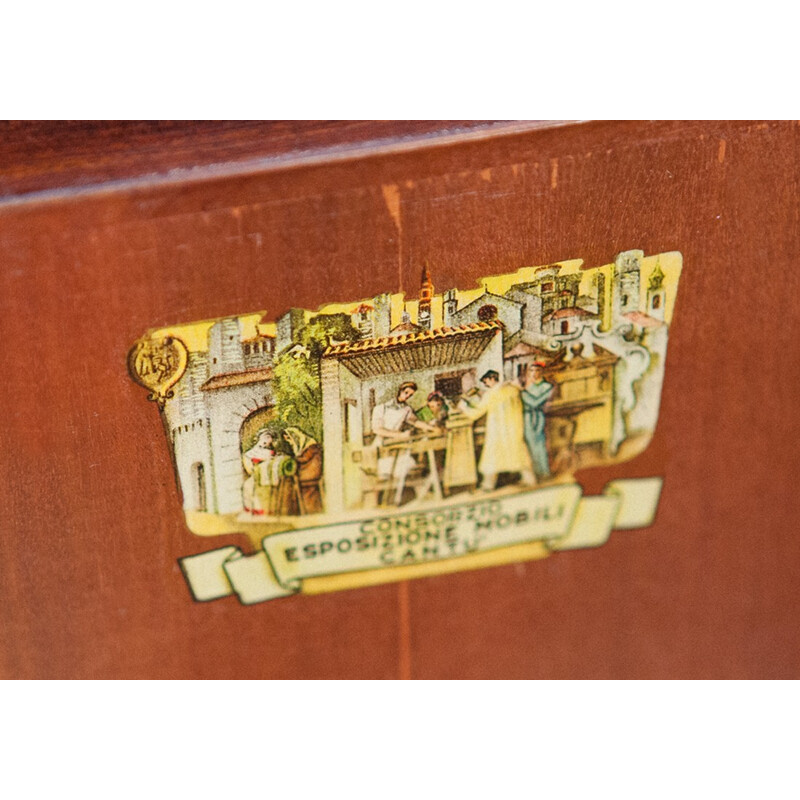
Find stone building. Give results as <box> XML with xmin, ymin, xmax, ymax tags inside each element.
<box><xmin>243</xmin><ymin>333</ymin><xmax>275</xmax><ymax>369</ymax></box>
<box><xmin>444</xmin><ymin>290</ymin><xmax>524</xmax><ymax>336</ymax></box>
<box><xmin>350</xmin><ymin>303</ymin><xmax>375</xmax><ymax>339</ymax></box>
<box><xmin>164</xmin><ymin>317</ymin><xmax>275</xmax><ymax>517</ymax></box>
<box><xmin>503</xmin><ymin>286</ymin><xmax>545</xmax><ymax>335</ymax></box>
<box><xmin>509</xmin><ymin>265</ymin><xmax>583</xmax><ymax>318</ymax></box>
<box><xmin>542</xmin><ymin>306</ymin><xmax>598</xmax><ymax>337</ymax></box>
<box><xmin>168</xmin><ymin>350</ymin><xmax>212</xmax><ymax>514</ymax></box>
<box><xmin>276</xmin><ymin>308</ymin><xmax>306</xmax><ymax>354</ymax></box>
<box><xmin>390</xmin><ymin>309</ymin><xmax>422</xmax><ymax>337</ymax></box>
<box><xmin>611</xmin><ymin>250</ymin><xmax>643</xmax><ymax>326</ymax></box>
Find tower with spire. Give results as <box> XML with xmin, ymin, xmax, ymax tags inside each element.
<box><xmin>418</xmin><ymin>263</ymin><xmax>434</xmax><ymax>330</ymax></box>
<box><xmin>646</xmin><ymin>260</ymin><xmax>666</xmax><ymax>321</ymax></box>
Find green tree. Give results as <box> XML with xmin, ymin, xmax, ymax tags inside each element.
<box><xmin>272</xmin><ymin>313</ymin><xmax>360</xmax><ymax>443</ymax></box>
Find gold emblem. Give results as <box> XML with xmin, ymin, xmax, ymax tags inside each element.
<box><xmin>128</xmin><ymin>335</ymin><xmax>188</xmax><ymax>408</ymax></box>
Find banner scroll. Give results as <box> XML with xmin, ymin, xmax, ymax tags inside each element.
<box><xmin>179</xmin><ymin>477</ymin><xmax>663</xmax><ymax>605</ymax></box>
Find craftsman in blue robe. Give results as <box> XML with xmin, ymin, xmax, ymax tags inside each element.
<box><xmin>521</xmin><ymin>364</ymin><xmax>554</xmax><ymax>480</ymax></box>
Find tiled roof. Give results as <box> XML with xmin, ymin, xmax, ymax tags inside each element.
<box><xmin>623</xmin><ymin>311</ymin><xmax>665</xmax><ymax>329</ymax></box>
<box><xmin>390</xmin><ymin>321</ymin><xmax>422</xmax><ymax>335</ymax></box>
<box><xmin>324</xmin><ymin>320</ymin><xmax>503</xmax><ymax>357</ymax></box>
<box><xmin>201</xmin><ymin>366</ymin><xmax>273</xmax><ymax>391</ymax></box>
<box><xmin>544</xmin><ymin>307</ymin><xmax>597</xmax><ymax>321</ymax></box>
<box><xmin>504</xmin><ymin>341</ymin><xmax>556</xmax><ymax>359</ymax></box>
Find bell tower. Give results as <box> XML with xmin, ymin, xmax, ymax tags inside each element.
<box><xmin>647</xmin><ymin>260</ymin><xmax>666</xmax><ymax>321</ymax></box>
<box><xmin>418</xmin><ymin>263</ymin><xmax>434</xmax><ymax>330</ymax></box>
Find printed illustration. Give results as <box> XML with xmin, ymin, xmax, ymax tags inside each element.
<box><xmin>130</xmin><ymin>250</ymin><xmax>682</xmax><ymax>604</ymax></box>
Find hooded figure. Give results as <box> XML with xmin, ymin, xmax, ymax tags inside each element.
<box><xmin>283</xmin><ymin>426</ymin><xmax>324</xmax><ymax>514</ymax></box>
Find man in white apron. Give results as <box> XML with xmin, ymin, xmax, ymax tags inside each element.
<box><xmin>371</xmin><ymin>381</ymin><xmax>436</xmax><ymax>502</ymax></box>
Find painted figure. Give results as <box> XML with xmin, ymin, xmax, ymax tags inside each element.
<box><xmin>459</xmin><ymin>370</ymin><xmax>535</xmax><ymax>491</ymax></box>
<box><xmin>416</xmin><ymin>391</ymin><xmax>449</xmax><ymax>429</ymax></box>
<box><xmin>371</xmin><ymin>381</ymin><xmax>437</xmax><ymax>498</ymax></box>
<box><xmin>521</xmin><ymin>362</ymin><xmax>553</xmax><ymax>480</ymax></box>
<box><xmin>242</xmin><ymin>429</ymin><xmax>300</xmax><ymax>517</ymax></box>
<box><xmin>268</xmin><ymin>451</ymin><xmax>300</xmax><ymax>517</ymax></box>
<box><xmin>283</xmin><ymin>427</ymin><xmax>324</xmax><ymax>514</ymax></box>
<box><xmin>242</xmin><ymin>429</ymin><xmax>278</xmax><ymax>516</ymax></box>
<box><xmin>417</xmin><ymin>391</ymin><xmax>449</xmax><ymax>477</ymax></box>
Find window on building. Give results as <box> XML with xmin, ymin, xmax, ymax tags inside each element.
<box><xmin>652</xmin><ymin>294</ymin><xmax>661</xmax><ymax>310</ymax></box>
<box><xmin>434</xmin><ymin>369</ymin><xmax>475</xmax><ymax>399</ymax></box>
<box><xmin>435</xmin><ymin>375</ymin><xmax>462</xmax><ymax>397</ymax></box>
<box><xmin>477</xmin><ymin>304</ymin><xmax>498</xmax><ymax>321</ymax></box>
<box><xmin>542</xmin><ymin>282</ymin><xmax>554</xmax><ymax>292</ymax></box>
<box><xmin>561</xmin><ymin>320</ymin><xmax>569</xmax><ymax>334</ymax></box>
<box><xmin>244</xmin><ymin>344</ymin><xmax>251</xmax><ymax>355</ymax></box>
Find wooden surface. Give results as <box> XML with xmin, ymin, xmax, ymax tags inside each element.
<box><xmin>0</xmin><ymin>120</ymin><xmax>797</xmax><ymax>679</ymax></box>
<box><xmin>0</xmin><ymin>120</ymin><xmax>562</xmax><ymax>200</ymax></box>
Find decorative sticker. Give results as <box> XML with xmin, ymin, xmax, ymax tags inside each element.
<box><xmin>129</xmin><ymin>250</ymin><xmax>682</xmax><ymax>604</ymax></box>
